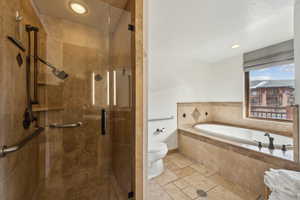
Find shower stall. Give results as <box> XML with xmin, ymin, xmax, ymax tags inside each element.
<box><xmin>0</xmin><ymin>0</ymin><xmax>140</xmax><ymax>199</ymax></box>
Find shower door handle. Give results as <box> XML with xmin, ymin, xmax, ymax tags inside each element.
<box><xmin>49</xmin><ymin>122</ymin><xmax>83</xmax><ymax>128</ymax></box>
<box><xmin>101</xmin><ymin>109</ymin><xmax>106</xmax><ymax>135</ymax></box>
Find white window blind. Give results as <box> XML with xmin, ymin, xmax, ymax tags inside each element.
<box><xmin>243</xmin><ymin>39</ymin><xmax>294</xmax><ymax>71</ymax></box>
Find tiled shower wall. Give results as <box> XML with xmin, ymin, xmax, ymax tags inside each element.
<box><xmin>0</xmin><ymin>0</ymin><xmax>47</xmax><ymax>199</ymax></box>
<box><xmin>1</xmin><ymin>1</ymin><xmax>132</xmax><ymax>199</ymax></box>
<box><xmin>177</xmin><ymin>102</ymin><xmax>294</xmax><ymax>136</ymax></box>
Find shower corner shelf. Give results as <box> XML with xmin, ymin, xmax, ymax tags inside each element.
<box><xmin>32</xmin><ymin>105</ymin><xmax>64</xmax><ymax>112</ymax></box>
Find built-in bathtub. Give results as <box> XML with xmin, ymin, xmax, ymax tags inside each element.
<box><xmin>177</xmin><ymin>102</ymin><xmax>300</xmax><ymax>195</ymax></box>
<box><xmin>179</xmin><ymin>123</ymin><xmax>295</xmax><ymax>161</ymax></box>
<box><xmin>178</xmin><ymin>123</ymin><xmax>300</xmax><ymax>195</ymax></box>
<box><xmin>194</xmin><ymin>123</ymin><xmax>293</xmax><ymax>150</ymax></box>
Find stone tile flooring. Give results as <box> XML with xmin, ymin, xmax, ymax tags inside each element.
<box><xmin>34</xmin><ymin>174</ymin><xmax>123</xmax><ymax>200</ymax></box>
<box><xmin>148</xmin><ymin>152</ymin><xmax>258</xmax><ymax>200</ymax></box>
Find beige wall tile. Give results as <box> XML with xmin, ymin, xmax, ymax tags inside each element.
<box><xmin>0</xmin><ymin>0</ymin><xmax>47</xmax><ymax>199</ymax></box>
<box><xmin>178</xmin><ymin>102</ymin><xmax>293</xmax><ymax>137</ymax></box>
<box><xmin>1</xmin><ymin>1</ymin><xmax>138</xmax><ymax>199</ymax></box>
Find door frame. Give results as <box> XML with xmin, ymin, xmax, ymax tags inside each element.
<box><xmin>132</xmin><ymin>0</ymin><xmax>146</xmax><ymax>199</ymax></box>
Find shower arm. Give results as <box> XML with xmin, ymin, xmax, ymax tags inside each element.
<box><xmin>33</xmin><ymin>56</ymin><xmax>56</xmax><ymax>70</ymax></box>
<box><xmin>32</xmin><ymin>55</ymin><xmax>68</xmax><ymax>80</ymax></box>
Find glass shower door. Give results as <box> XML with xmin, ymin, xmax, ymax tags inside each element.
<box><xmin>35</xmin><ymin>1</ymin><xmax>133</xmax><ymax>200</ymax></box>
<box><xmin>59</xmin><ymin>35</ymin><xmax>111</xmax><ymax>199</ymax></box>
<box><xmin>109</xmin><ymin>2</ymin><xmax>133</xmax><ymax>199</ymax></box>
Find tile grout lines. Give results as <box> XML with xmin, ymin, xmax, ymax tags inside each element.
<box><xmin>148</xmin><ymin>152</ymin><xmax>256</xmax><ymax>200</ymax></box>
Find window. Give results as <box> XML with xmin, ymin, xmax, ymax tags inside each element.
<box><xmin>251</xmin><ymin>90</ymin><xmax>258</xmax><ymax>96</ymax></box>
<box><xmin>266</xmin><ymin>88</ymin><xmax>282</xmax><ymax>106</ymax></box>
<box><xmin>245</xmin><ymin>63</ymin><xmax>295</xmax><ymax>121</ymax></box>
<box><xmin>244</xmin><ymin>40</ymin><xmax>295</xmax><ymax>121</ymax></box>
<box><xmin>250</xmin><ymin>89</ymin><xmax>261</xmax><ymax>105</ymax></box>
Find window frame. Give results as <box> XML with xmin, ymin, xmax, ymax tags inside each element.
<box><xmin>244</xmin><ymin>71</ymin><xmax>294</xmax><ymax>123</ymax></box>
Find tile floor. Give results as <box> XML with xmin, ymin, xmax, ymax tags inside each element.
<box><xmin>34</xmin><ymin>174</ymin><xmax>122</xmax><ymax>200</ymax></box>
<box><xmin>148</xmin><ymin>152</ymin><xmax>259</xmax><ymax>200</ymax></box>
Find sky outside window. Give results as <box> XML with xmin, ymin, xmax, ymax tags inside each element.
<box><xmin>250</xmin><ymin>63</ymin><xmax>295</xmax><ymax>81</ymax></box>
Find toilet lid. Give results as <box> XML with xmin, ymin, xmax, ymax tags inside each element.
<box><xmin>148</xmin><ymin>142</ymin><xmax>167</xmax><ymax>153</ymax></box>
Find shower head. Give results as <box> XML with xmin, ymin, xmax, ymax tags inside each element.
<box><xmin>36</xmin><ymin>56</ymin><xmax>69</xmax><ymax>80</ymax></box>
<box><xmin>94</xmin><ymin>74</ymin><xmax>103</xmax><ymax>81</ymax></box>
<box><xmin>52</xmin><ymin>68</ymin><xmax>69</xmax><ymax>80</ymax></box>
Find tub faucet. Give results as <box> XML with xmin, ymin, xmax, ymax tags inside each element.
<box><xmin>264</xmin><ymin>133</ymin><xmax>275</xmax><ymax>150</ymax></box>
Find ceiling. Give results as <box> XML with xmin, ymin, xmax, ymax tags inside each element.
<box><xmin>148</xmin><ymin>0</ymin><xmax>295</xmax><ymax>64</ymax></box>
<box><xmin>33</xmin><ymin>0</ymin><xmax>128</xmax><ymax>30</ymax></box>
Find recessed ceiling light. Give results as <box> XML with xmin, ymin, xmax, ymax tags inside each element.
<box><xmin>232</xmin><ymin>44</ymin><xmax>240</xmax><ymax>49</ymax></box>
<box><xmin>69</xmin><ymin>1</ymin><xmax>88</xmax><ymax>15</ymax></box>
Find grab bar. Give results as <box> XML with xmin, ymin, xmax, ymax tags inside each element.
<box><xmin>49</xmin><ymin>122</ymin><xmax>83</xmax><ymax>129</ymax></box>
<box><xmin>148</xmin><ymin>116</ymin><xmax>174</xmax><ymax>122</ymax></box>
<box><xmin>0</xmin><ymin>127</ymin><xmax>44</xmax><ymax>158</ymax></box>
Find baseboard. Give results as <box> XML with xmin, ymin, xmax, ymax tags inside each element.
<box><xmin>167</xmin><ymin>148</ymin><xmax>179</xmax><ymax>154</ymax></box>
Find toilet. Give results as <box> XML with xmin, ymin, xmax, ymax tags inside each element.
<box><xmin>148</xmin><ymin>141</ymin><xmax>168</xmax><ymax>179</ymax></box>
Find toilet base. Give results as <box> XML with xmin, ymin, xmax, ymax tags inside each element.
<box><xmin>148</xmin><ymin>159</ymin><xmax>164</xmax><ymax>179</ymax></box>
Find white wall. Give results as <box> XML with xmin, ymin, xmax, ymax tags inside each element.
<box><xmin>148</xmin><ymin>88</ymin><xmax>180</xmax><ymax>150</ymax></box>
<box><xmin>210</xmin><ymin>56</ymin><xmax>244</xmax><ymax>101</ymax></box>
<box><xmin>148</xmin><ymin>55</ymin><xmax>244</xmax><ymax>150</ymax></box>
<box><xmin>295</xmin><ymin>0</ymin><xmax>300</xmax><ymax>161</ymax></box>
<box><xmin>148</xmin><ymin>55</ymin><xmax>213</xmax><ymax>149</ymax></box>
<box><xmin>296</xmin><ymin>0</ymin><xmax>300</xmax><ymax>82</ymax></box>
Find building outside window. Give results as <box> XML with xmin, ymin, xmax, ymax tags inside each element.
<box><xmin>248</xmin><ymin>65</ymin><xmax>295</xmax><ymax>120</ymax></box>
<box><xmin>244</xmin><ymin>40</ymin><xmax>295</xmax><ymax>121</ymax></box>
